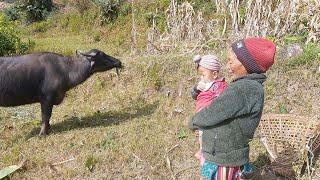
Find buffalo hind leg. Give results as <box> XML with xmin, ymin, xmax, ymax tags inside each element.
<box><xmin>39</xmin><ymin>98</ymin><xmax>53</xmax><ymax>136</ymax></box>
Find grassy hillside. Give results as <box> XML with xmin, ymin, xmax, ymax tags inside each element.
<box><xmin>0</xmin><ymin>0</ymin><xmax>320</xmax><ymax>179</ymax></box>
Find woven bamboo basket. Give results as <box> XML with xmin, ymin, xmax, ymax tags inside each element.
<box><xmin>258</xmin><ymin>114</ymin><xmax>320</xmax><ymax>178</ymax></box>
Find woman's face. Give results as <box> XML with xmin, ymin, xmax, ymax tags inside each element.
<box><xmin>227</xmin><ymin>49</ymin><xmax>248</xmax><ymax>79</ymax></box>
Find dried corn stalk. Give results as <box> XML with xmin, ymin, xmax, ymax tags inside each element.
<box><xmin>147</xmin><ymin>1</ymin><xmax>210</xmax><ymax>54</ymax></box>
<box><xmin>146</xmin><ymin>0</ymin><xmax>320</xmax><ymax>54</ymax></box>
<box><xmin>305</xmin><ymin>0</ymin><xmax>320</xmax><ymax>43</ymax></box>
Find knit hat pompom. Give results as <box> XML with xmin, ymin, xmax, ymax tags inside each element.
<box><xmin>193</xmin><ymin>55</ymin><xmax>202</xmax><ymax>63</ymax></box>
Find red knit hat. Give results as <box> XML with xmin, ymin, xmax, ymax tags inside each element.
<box><xmin>231</xmin><ymin>37</ymin><xmax>276</xmax><ymax>73</ymax></box>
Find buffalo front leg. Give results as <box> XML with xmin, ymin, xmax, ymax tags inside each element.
<box><xmin>39</xmin><ymin>99</ymin><xmax>53</xmax><ymax>136</ymax></box>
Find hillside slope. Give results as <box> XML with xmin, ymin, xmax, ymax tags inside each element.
<box><xmin>0</xmin><ymin>0</ymin><xmax>319</xmax><ymax>179</ymax></box>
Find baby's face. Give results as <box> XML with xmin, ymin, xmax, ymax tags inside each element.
<box><xmin>197</xmin><ymin>66</ymin><xmax>219</xmax><ymax>83</ymax></box>
<box><xmin>227</xmin><ymin>49</ymin><xmax>248</xmax><ymax>78</ymax></box>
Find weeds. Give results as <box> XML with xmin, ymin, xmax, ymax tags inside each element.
<box><xmin>278</xmin><ymin>104</ymin><xmax>288</xmax><ymax>114</ymax></box>
<box><xmin>85</xmin><ymin>155</ymin><xmax>95</xmax><ymax>172</ymax></box>
<box><xmin>28</xmin><ymin>20</ymin><xmax>53</xmax><ymax>33</ymax></box>
<box><xmin>100</xmin><ymin>131</ymin><xmax>118</xmax><ymax>150</ymax></box>
<box><xmin>177</xmin><ymin>128</ymin><xmax>187</xmax><ymax>140</ymax></box>
<box><xmin>286</xmin><ymin>43</ymin><xmax>320</xmax><ymax>68</ymax></box>
<box><xmin>146</xmin><ymin>62</ymin><xmax>163</xmax><ymax>91</ymax></box>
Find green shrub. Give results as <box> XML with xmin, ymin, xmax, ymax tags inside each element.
<box><xmin>93</xmin><ymin>0</ymin><xmax>125</xmax><ymax>24</ymax></box>
<box><xmin>0</xmin><ymin>14</ymin><xmax>34</xmax><ymax>56</ymax></box>
<box><xmin>3</xmin><ymin>4</ymin><xmax>24</xmax><ymax>21</ymax></box>
<box><xmin>3</xmin><ymin>0</ymin><xmax>54</xmax><ymax>23</ymax></box>
<box><xmin>119</xmin><ymin>1</ymin><xmax>131</xmax><ymax>16</ymax></box>
<box><xmin>20</xmin><ymin>0</ymin><xmax>54</xmax><ymax>22</ymax></box>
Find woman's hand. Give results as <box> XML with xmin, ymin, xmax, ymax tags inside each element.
<box><xmin>194</xmin><ymin>129</ymin><xmax>199</xmax><ymax>137</ymax></box>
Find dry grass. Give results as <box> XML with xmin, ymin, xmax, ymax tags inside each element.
<box><xmin>0</xmin><ymin>16</ymin><xmax>320</xmax><ymax>180</ymax></box>
<box><xmin>0</xmin><ymin>36</ymin><xmax>202</xmax><ymax>178</ymax></box>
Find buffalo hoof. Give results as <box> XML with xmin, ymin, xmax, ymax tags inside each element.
<box><xmin>39</xmin><ymin>124</ymin><xmax>50</xmax><ymax>136</ymax></box>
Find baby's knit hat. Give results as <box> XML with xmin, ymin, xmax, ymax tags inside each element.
<box><xmin>193</xmin><ymin>54</ymin><xmax>221</xmax><ymax>71</ymax></box>
<box><xmin>231</xmin><ymin>37</ymin><xmax>276</xmax><ymax>73</ymax></box>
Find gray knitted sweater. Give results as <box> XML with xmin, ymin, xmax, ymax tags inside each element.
<box><xmin>188</xmin><ymin>73</ymin><xmax>266</xmax><ymax>166</ymax></box>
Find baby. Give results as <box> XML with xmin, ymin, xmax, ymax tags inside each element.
<box><xmin>191</xmin><ymin>54</ymin><xmax>227</xmax><ymax>165</ymax></box>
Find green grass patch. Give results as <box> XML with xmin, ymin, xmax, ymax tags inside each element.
<box><xmin>286</xmin><ymin>43</ymin><xmax>320</xmax><ymax>68</ymax></box>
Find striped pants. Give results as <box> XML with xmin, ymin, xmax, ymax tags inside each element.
<box><xmin>201</xmin><ymin>161</ymin><xmax>252</xmax><ymax>180</ymax></box>
<box><xmin>212</xmin><ymin>166</ymin><xmax>241</xmax><ymax>180</ymax></box>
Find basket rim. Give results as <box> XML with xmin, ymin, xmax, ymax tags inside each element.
<box><xmin>261</xmin><ymin>114</ymin><xmax>320</xmax><ymax>131</ymax></box>
<box><xmin>259</xmin><ymin>113</ymin><xmax>320</xmax><ymax>149</ymax></box>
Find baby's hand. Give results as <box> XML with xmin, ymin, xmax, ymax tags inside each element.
<box><xmin>196</xmin><ymin>81</ymin><xmax>206</xmax><ymax>91</ymax></box>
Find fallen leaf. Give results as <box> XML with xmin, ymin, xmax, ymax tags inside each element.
<box><xmin>0</xmin><ymin>163</ymin><xmax>23</xmax><ymax>179</ymax></box>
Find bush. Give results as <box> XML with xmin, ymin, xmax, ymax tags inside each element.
<box><xmin>0</xmin><ymin>14</ymin><xmax>34</xmax><ymax>56</ymax></box>
<box><xmin>20</xmin><ymin>0</ymin><xmax>54</xmax><ymax>22</ymax></box>
<box><xmin>93</xmin><ymin>0</ymin><xmax>124</xmax><ymax>24</ymax></box>
<box><xmin>3</xmin><ymin>4</ymin><xmax>24</xmax><ymax>21</ymax></box>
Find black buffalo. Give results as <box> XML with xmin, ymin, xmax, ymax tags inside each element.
<box><xmin>0</xmin><ymin>49</ymin><xmax>122</xmax><ymax>135</ymax></box>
